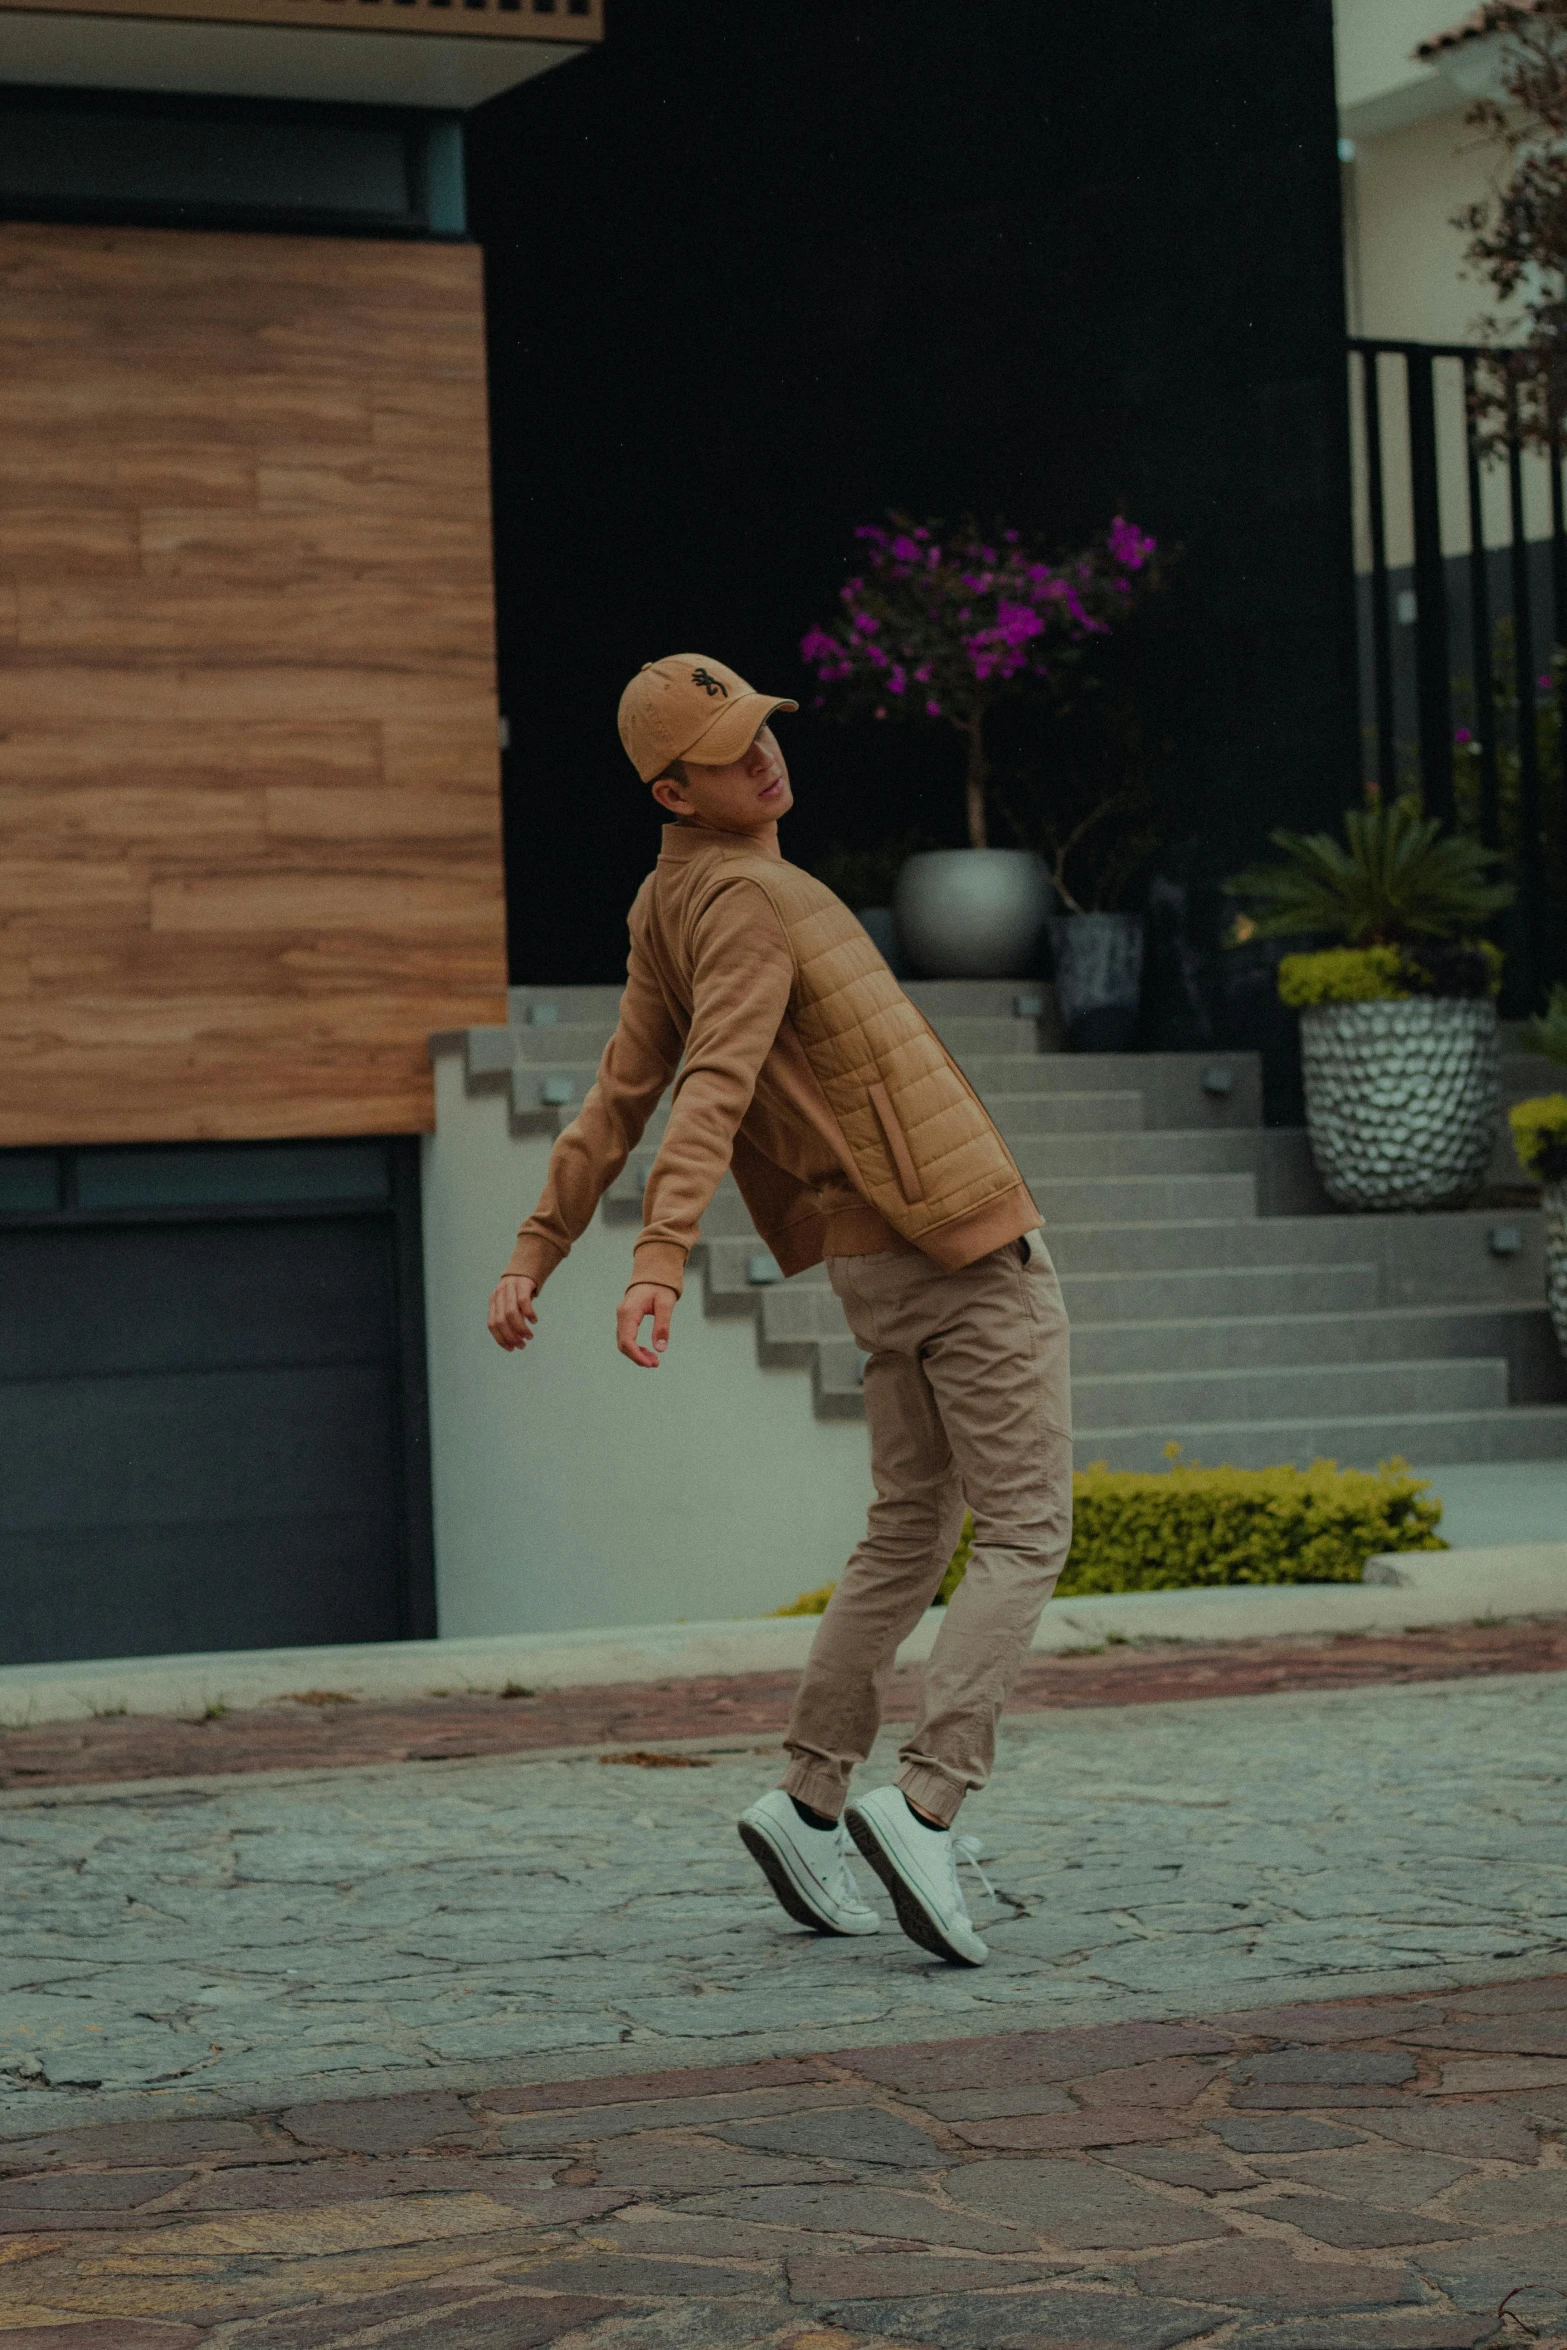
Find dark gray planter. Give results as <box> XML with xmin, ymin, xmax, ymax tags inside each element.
<box><xmin>1048</xmin><ymin>912</ymin><xmax>1145</xmax><ymax>1052</ymax></box>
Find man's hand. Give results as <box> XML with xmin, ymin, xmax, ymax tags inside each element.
<box><xmin>488</xmin><ymin>1274</ymin><xmax>539</xmax><ymax>1352</ymax></box>
<box><xmin>617</xmin><ymin>1282</ymin><xmax>678</xmax><ymax>1368</ymax></box>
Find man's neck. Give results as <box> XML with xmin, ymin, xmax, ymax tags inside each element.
<box><xmin>674</xmin><ymin>817</ymin><xmax>782</xmax><ymax>858</ymax></box>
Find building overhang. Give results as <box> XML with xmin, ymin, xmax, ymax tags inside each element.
<box><xmin>0</xmin><ymin>0</ymin><xmax>599</xmax><ymax>109</ymax></box>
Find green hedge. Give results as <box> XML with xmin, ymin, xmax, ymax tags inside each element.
<box><xmin>774</xmin><ymin>1453</ymin><xmax>1445</xmax><ymax>1613</ymax></box>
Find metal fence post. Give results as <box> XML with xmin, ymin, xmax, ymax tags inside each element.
<box><xmin>1406</xmin><ymin>348</ymin><xmax>1454</xmax><ymax>824</ymax></box>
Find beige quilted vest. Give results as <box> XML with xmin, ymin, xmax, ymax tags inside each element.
<box><xmin>691</xmin><ymin>850</ymin><xmax>1030</xmax><ymax>1252</ymax></box>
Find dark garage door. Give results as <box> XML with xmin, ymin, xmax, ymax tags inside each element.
<box><xmin>0</xmin><ymin>1139</ymin><xmax>434</xmax><ymax>1666</ymax></box>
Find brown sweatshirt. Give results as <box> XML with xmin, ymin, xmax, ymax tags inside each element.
<box><xmin>506</xmin><ymin>821</ymin><xmax>1036</xmax><ymax>1298</ymax></box>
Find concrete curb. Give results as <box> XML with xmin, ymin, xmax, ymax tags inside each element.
<box><xmin>1</xmin><ymin>1543</ymin><xmax>1563</xmax><ymax>1726</ymax></box>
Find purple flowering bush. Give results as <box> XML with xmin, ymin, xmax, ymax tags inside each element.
<box><xmin>801</xmin><ymin>511</ymin><xmax>1159</xmax><ymax>849</ymax></box>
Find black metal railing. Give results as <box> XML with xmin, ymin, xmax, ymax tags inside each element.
<box><xmin>1349</xmin><ymin>336</ymin><xmax>1566</xmax><ymax>1006</ymax></box>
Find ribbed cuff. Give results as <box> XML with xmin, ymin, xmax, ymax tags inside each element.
<box><xmin>895</xmin><ymin>1761</ymin><xmax>965</xmax><ymax>1827</ymax></box>
<box><xmin>503</xmin><ymin>1235</ymin><xmax>565</xmax><ymax>1289</ymax></box>
<box><xmin>631</xmin><ymin>1240</ymin><xmax>687</xmax><ymax>1297</ymax></box>
<box><xmin>780</xmin><ymin>1757</ymin><xmax>848</xmax><ymax>1822</ymax></box>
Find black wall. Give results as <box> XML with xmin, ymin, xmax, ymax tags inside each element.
<box><xmin>468</xmin><ymin>0</ymin><xmax>1359</xmax><ymax>985</ymax></box>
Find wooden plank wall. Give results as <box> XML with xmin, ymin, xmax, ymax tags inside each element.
<box><xmin>0</xmin><ymin>222</ymin><xmax>508</xmax><ymax>1146</ymax></box>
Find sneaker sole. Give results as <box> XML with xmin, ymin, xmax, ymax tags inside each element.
<box><xmin>737</xmin><ymin>1818</ymin><xmax>854</xmax><ymax>1936</ymax></box>
<box><xmin>845</xmin><ymin>1805</ymin><xmax>985</xmax><ymax>1967</ymax></box>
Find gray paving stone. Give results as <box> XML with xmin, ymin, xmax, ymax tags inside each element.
<box><xmin>838</xmin><ymin>2023</ymin><xmax>1235</xmax><ymax>2099</ymax></box>
<box><xmin>600</xmin><ymin>2211</ymin><xmax>862</xmax><ymax>2259</ymax></box>
<box><xmin>494</xmin><ymin>2255</ymin><xmax>775</xmax><ymax>2297</ymax></box>
<box><xmin>1340</xmin><ymin>2105</ymin><xmax>1542</xmax><ymax>2163</ymax></box>
<box><xmin>943</xmin><ymin>2156</ymin><xmax>1232</xmax><ymax>2249</ymax></box>
<box><xmin>1416</xmin><ymin>2223</ymin><xmax>1567</xmax><ymax>2317</ymax></box>
<box><xmin>0</xmin><ymin>2167</ymin><xmax>189</xmax><ymax>2210</ymax></box>
<box><xmin>166</xmin><ymin>2154</ymin><xmax>566</xmax><ymax>2208</ymax></box>
<box><xmin>1207</xmin><ymin>2003</ymin><xmax>1450</xmax><ymax>2043</ymax></box>
<box><xmin>1229</xmin><ymin>2084</ymin><xmax>1410</xmax><ymax>2109</ymax></box>
<box><xmin>276</xmin><ymin>2091</ymin><xmax>477</xmax><ymax>2155</ymax></box>
<box><xmin>713</xmin><ymin>2104</ymin><xmax>943</xmax><ymax>2169</ymax></box>
<box><xmin>922</xmin><ymin>2085</ymin><xmax>1076</xmax><ymax>2121</ymax></box>
<box><xmin>1445</xmin><ymin>1978</ymin><xmax>1567</xmax><ymax>2016</ymax></box>
<box><xmin>495</xmin><ymin>2085</ymin><xmax>870</xmax><ymax>2150</ymax></box>
<box><xmin>1445</xmin><ymin>2169</ymin><xmax>1567</xmax><ymax>2226</ymax></box>
<box><xmin>677</xmin><ymin>2181</ymin><xmax>1031</xmax><ymax>2248</ymax></box>
<box><xmin>1234</xmin><ymin>2050</ymin><xmax>1417</xmax><ymax>2086</ymax></box>
<box><xmin>1248</xmin><ymin>2149</ymin><xmax>1474</xmax><ymax>2206</ymax></box>
<box><xmin>0</xmin><ymin>2119</ymin><xmax>275</xmax><ymax>2170</ymax></box>
<box><xmin>1128</xmin><ymin>2240</ymin><xmax>1419</xmax><ymax>2310</ymax></box>
<box><xmin>1107</xmin><ymin>2144</ymin><xmax>1260</xmax><ymax>2193</ymax></box>
<box><xmin>1211</xmin><ymin>2115</ymin><xmax>1367</xmax><ymax>2153</ymax></box>
<box><xmin>1402</xmin><ymin>2019</ymin><xmax>1567</xmax><ymax>2055</ymax></box>
<box><xmin>590</xmin><ymin>2142</ymin><xmax>837</xmax><ymax>2194</ymax></box>
<box><xmin>217</xmin><ymin>2287</ymin><xmax>627</xmax><ymax>2348</ymax></box>
<box><xmin>785</xmin><ymin>2248</ymin><xmax>1068</xmax><ymax>2300</ymax></box>
<box><xmin>1250</xmin><ymin>2192</ymin><xmax>1470</xmax><ymax>2248</ymax></box>
<box><xmin>796</xmin><ymin>2287</ymin><xmax>1224</xmax><ymax>2348</ymax></box>
<box><xmin>1224</xmin><ymin>2321</ymin><xmax>1492</xmax><ymax>2349</ymax></box>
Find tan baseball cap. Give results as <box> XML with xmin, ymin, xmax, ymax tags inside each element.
<box><xmin>618</xmin><ymin>653</ymin><xmax>798</xmax><ymax>783</ymax></box>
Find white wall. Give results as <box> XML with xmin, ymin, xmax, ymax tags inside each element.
<box><xmin>420</xmin><ymin>1046</ymin><xmax>876</xmax><ymax>1637</ymax></box>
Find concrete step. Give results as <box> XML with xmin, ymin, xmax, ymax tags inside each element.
<box><xmin>1071</xmin><ymin>1304</ymin><xmax>1566</xmax><ymax>1399</ymax></box>
<box><xmin>1008</xmin><ymin>1130</ymin><xmax>1260</xmax><ymax>1181</ymax></box>
<box><xmin>809</xmin><ymin>1345</ymin><xmax>1513</xmax><ymax>1430</ymax></box>
<box><xmin>1071</xmin><ymin>1356</ymin><xmax>1509</xmax><ymax>1430</ymax></box>
<box><xmin>510</xmin><ymin>1023</ymin><xmax>615</xmax><ymax>1066</ymax></box>
<box><xmin>903</xmin><ymin>980</ymin><xmax>1060</xmax><ymax>1020</ymax></box>
<box><xmin>1030</xmin><ymin>1173</ymin><xmax>1258</xmax><ymax>1223</ymax></box>
<box><xmin>987</xmin><ymin>1092</ymin><xmax>1145</xmax><ymax>1135</ymax></box>
<box><xmin>916</xmin><ymin>1015</ymin><xmax>1052</xmax><ymax>1056</ymax></box>
<box><xmin>508</xmin><ymin>985</ymin><xmax>624</xmax><ymax>1025</ymax></box>
<box><xmin>1072</xmin><ymin>1407</ymin><xmax>1567</xmax><ymax>1473</ymax></box>
<box><xmin>963</xmin><ymin>1053</ymin><xmax>1264</xmax><ymax>1128</ymax></box>
<box><xmin>1058</xmin><ymin>1262</ymin><xmax>1377</xmax><ymax>1323</ymax></box>
<box><xmin>1043</xmin><ymin>1218</ymin><xmax>1375</xmax><ymax>1275</ymax></box>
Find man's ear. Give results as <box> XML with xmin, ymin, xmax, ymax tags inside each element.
<box><xmin>650</xmin><ymin>774</ymin><xmax>693</xmax><ymax>817</ymax></box>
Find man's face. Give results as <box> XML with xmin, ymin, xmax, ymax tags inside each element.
<box><xmin>652</xmin><ymin>723</ymin><xmax>793</xmax><ymax>833</ymax></box>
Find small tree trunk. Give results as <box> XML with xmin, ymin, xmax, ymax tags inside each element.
<box><xmin>961</xmin><ymin>712</ymin><xmax>990</xmax><ymax>850</ymax></box>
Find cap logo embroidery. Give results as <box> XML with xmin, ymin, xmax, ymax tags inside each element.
<box><xmin>690</xmin><ymin>667</ymin><xmax>729</xmax><ymax>698</ymax></box>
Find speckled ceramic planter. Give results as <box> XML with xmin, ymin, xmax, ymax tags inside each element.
<box><xmin>1544</xmin><ymin>1179</ymin><xmax>1567</xmax><ymax>1361</ymax></box>
<box><xmin>1299</xmin><ymin>996</ymin><xmax>1502</xmax><ymax>1212</ymax></box>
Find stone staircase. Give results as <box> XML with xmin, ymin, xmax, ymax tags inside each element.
<box><xmin>460</xmin><ymin>981</ymin><xmax>1567</xmax><ymax>1474</ymax></box>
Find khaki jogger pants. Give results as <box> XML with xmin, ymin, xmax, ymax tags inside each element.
<box><xmin>781</xmin><ymin>1231</ymin><xmax>1073</xmax><ymax>1827</ymax></box>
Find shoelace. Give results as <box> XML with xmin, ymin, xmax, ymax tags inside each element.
<box><xmin>828</xmin><ymin>1820</ymin><xmax>864</xmax><ymax>1903</ymax></box>
<box><xmin>950</xmin><ymin>1833</ymin><xmax>995</xmax><ymax>1912</ymax></box>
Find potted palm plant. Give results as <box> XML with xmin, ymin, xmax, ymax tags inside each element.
<box><xmin>800</xmin><ymin>511</ymin><xmax>1159</xmax><ymax>978</ymax></box>
<box><xmin>1230</xmin><ymin>797</ymin><xmax>1515</xmax><ymax>1210</ymax></box>
<box><xmin>1510</xmin><ymin>983</ymin><xmax>1567</xmax><ymax>1361</ymax></box>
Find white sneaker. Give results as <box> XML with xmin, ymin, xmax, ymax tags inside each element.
<box><xmin>845</xmin><ymin>1784</ymin><xmax>990</xmax><ymax>1966</ymax></box>
<box><xmin>738</xmin><ymin>1789</ymin><xmax>880</xmax><ymax>1936</ymax></box>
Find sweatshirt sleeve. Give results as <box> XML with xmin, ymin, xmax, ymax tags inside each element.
<box><xmin>504</xmin><ymin>903</ymin><xmax>684</xmax><ymax>1291</ymax></box>
<box><xmin>629</xmin><ymin>879</ymin><xmax>795</xmax><ymax>1295</ymax></box>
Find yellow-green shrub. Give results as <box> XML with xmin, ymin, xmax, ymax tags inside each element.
<box><xmin>1510</xmin><ymin>1092</ymin><xmax>1567</xmax><ymax>1181</ymax></box>
<box><xmin>772</xmin><ymin>1452</ymin><xmax>1444</xmax><ymax>1613</ymax></box>
<box><xmin>1276</xmin><ymin>941</ymin><xmax>1503</xmax><ymax>1008</ymax></box>
<box><xmin>1277</xmin><ymin>946</ymin><xmax>1409</xmax><ymax>1007</ymax></box>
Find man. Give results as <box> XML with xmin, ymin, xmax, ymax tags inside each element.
<box><xmin>488</xmin><ymin>655</ymin><xmax>1072</xmax><ymax>1966</ymax></box>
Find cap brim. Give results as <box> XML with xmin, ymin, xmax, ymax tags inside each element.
<box><xmin>680</xmin><ymin>691</ymin><xmax>798</xmax><ymax>767</ymax></box>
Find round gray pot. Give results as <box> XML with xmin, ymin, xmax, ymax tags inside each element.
<box><xmin>1048</xmin><ymin>912</ymin><xmax>1145</xmax><ymax>1052</ymax></box>
<box><xmin>1299</xmin><ymin>996</ymin><xmax>1502</xmax><ymax>1211</ymax></box>
<box><xmin>893</xmin><ymin>849</ymin><xmax>1054</xmax><ymax>979</ymax></box>
<box><xmin>1544</xmin><ymin>1178</ymin><xmax>1567</xmax><ymax>1362</ymax></box>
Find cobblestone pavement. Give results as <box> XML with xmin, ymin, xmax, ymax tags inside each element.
<box><xmin>3</xmin><ymin>1674</ymin><xmax>1566</xmax><ymax>2143</ymax></box>
<box><xmin>5</xmin><ymin>1980</ymin><xmax>1567</xmax><ymax>2344</ymax></box>
<box><xmin>6</xmin><ymin>1620</ymin><xmax>1567</xmax><ymax>1793</ymax></box>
